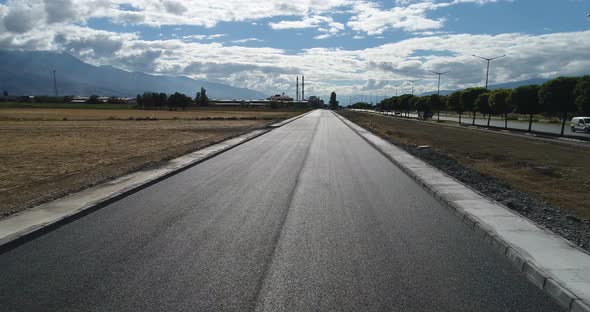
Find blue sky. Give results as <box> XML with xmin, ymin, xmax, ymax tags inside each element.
<box><xmin>0</xmin><ymin>0</ymin><xmax>589</xmax><ymax>98</ymax></box>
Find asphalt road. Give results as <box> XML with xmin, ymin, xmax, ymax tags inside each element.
<box><xmin>0</xmin><ymin>110</ymin><xmax>562</xmax><ymax>311</ymax></box>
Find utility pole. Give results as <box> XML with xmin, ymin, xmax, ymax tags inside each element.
<box><xmin>472</xmin><ymin>54</ymin><xmax>505</xmax><ymax>89</ymax></box>
<box><xmin>52</xmin><ymin>70</ymin><xmax>58</xmax><ymax>97</ymax></box>
<box><xmin>296</xmin><ymin>76</ymin><xmax>299</xmax><ymax>101</ymax></box>
<box><xmin>408</xmin><ymin>79</ymin><xmax>420</xmax><ymax>95</ymax></box>
<box><xmin>430</xmin><ymin>71</ymin><xmax>448</xmax><ymax>95</ymax></box>
<box><xmin>302</xmin><ymin>76</ymin><xmax>305</xmax><ymax>101</ymax></box>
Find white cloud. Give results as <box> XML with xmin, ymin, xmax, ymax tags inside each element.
<box><xmin>314</xmin><ymin>34</ymin><xmax>332</xmax><ymax>40</ymax></box>
<box><xmin>182</xmin><ymin>34</ymin><xmax>226</xmax><ymax>41</ymax></box>
<box><xmin>0</xmin><ymin>0</ymin><xmax>585</xmax><ymax>97</ymax></box>
<box><xmin>231</xmin><ymin>38</ymin><xmax>264</xmax><ymax>43</ymax></box>
<box><xmin>347</xmin><ymin>1</ymin><xmax>448</xmax><ymax>35</ymax></box>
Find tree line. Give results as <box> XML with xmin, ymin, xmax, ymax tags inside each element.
<box><xmin>136</xmin><ymin>87</ymin><xmax>210</xmax><ymax>110</ymax></box>
<box><xmin>374</xmin><ymin>75</ymin><xmax>590</xmax><ymax>135</ymax></box>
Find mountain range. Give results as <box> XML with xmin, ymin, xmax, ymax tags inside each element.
<box><xmin>0</xmin><ymin>50</ymin><xmax>268</xmax><ymax>99</ymax></box>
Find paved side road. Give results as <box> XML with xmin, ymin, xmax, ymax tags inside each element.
<box><xmin>0</xmin><ymin>110</ymin><xmax>562</xmax><ymax>311</ymax></box>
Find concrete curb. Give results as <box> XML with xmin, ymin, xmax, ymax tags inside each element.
<box><xmin>0</xmin><ymin>111</ymin><xmax>311</xmax><ymax>251</ymax></box>
<box><xmin>333</xmin><ymin>111</ymin><xmax>590</xmax><ymax>312</ymax></box>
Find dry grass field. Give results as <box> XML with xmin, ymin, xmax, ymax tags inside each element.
<box><xmin>0</xmin><ymin>108</ymin><xmax>302</xmax><ymax>217</ymax></box>
<box><xmin>0</xmin><ymin>107</ymin><xmax>299</xmax><ymax>121</ymax></box>
<box><xmin>340</xmin><ymin>111</ymin><xmax>590</xmax><ymax>220</ymax></box>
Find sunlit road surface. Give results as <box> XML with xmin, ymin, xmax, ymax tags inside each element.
<box><xmin>0</xmin><ymin>110</ymin><xmax>562</xmax><ymax>311</ymax></box>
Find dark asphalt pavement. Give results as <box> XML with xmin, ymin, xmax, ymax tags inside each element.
<box><xmin>0</xmin><ymin>110</ymin><xmax>562</xmax><ymax>311</ymax></box>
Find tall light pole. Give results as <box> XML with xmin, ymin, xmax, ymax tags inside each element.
<box><xmin>472</xmin><ymin>54</ymin><xmax>505</xmax><ymax>89</ymax></box>
<box><xmin>407</xmin><ymin>79</ymin><xmax>420</xmax><ymax>95</ymax></box>
<box><xmin>430</xmin><ymin>71</ymin><xmax>448</xmax><ymax>95</ymax></box>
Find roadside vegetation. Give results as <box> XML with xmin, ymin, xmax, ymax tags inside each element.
<box><xmin>340</xmin><ymin>110</ymin><xmax>590</xmax><ymax>248</ymax></box>
<box><xmin>350</xmin><ymin>75</ymin><xmax>590</xmax><ymax>136</ymax></box>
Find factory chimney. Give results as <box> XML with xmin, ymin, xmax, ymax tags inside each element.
<box><xmin>296</xmin><ymin>76</ymin><xmax>299</xmax><ymax>101</ymax></box>
<box><xmin>302</xmin><ymin>76</ymin><xmax>305</xmax><ymax>101</ymax></box>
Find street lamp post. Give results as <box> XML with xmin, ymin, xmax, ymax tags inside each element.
<box><xmin>408</xmin><ymin>79</ymin><xmax>421</xmax><ymax>95</ymax></box>
<box><xmin>430</xmin><ymin>71</ymin><xmax>448</xmax><ymax>95</ymax></box>
<box><xmin>472</xmin><ymin>54</ymin><xmax>505</xmax><ymax>89</ymax></box>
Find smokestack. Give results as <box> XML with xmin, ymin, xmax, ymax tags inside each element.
<box><xmin>296</xmin><ymin>76</ymin><xmax>299</xmax><ymax>101</ymax></box>
<box><xmin>302</xmin><ymin>76</ymin><xmax>305</xmax><ymax>101</ymax></box>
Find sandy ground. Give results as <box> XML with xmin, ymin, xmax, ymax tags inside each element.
<box><xmin>0</xmin><ymin>109</ymin><xmax>301</xmax><ymax>217</ymax></box>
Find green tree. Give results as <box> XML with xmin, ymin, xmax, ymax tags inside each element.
<box><xmin>308</xmin><ymin>96</ymin><xmax>324</xmax><ymax>109</ymax></box>
<box><xmin>142</xmin><ymin>92</ymin><xmax>154</xmax><ymax>108</ymax></box>
<box><xmin>574</xmin><ymin>76</ymin><xmax>590</xmax><ymax>115</ymax></box>
<box><xmin>195</xmin><ymin>92</ymin><xmax>201</xmax><ymax>106</ymax></box>
<box><xmin>447</xmin><ymin>91</ymin><xmax>463</xmax><ymax>124</ymax></box>
<box><xmin>538</xmin><ymin>77</ymin><xmax>579</xmax><ymax>136</ymax></box>
<box><xmin>508</xmin><ymin>85</ymin><xmax>541</xmax><ymax>132</ymax></box>
<box><xmin>329</xmin><ymin>92</ymin><xmax>339</xmax><ymax>110</ymax></box>
<box><xmin>429</xmin><ymin>94</ymin><xmax>445</xmax><ymax>121</ymax></box>
<box><xmin>475</xmin><ymin>93</ymin><xmax>492</xmax><ymax>127</ymax></box>
<box><xmin>414</xmin><ymin>96</ymin><xmax>432</xmax><ymax>119</ymax></box>
<box><xmin>87</xmin><ymin>95</ymin><xmax>100</xmax><ymax>104</ymax></box>
<box><xmin>198</xmin><ymin>87</ymin><xmax>209</xmax><ymax>107</ymax></box>
<box><xmin>490</xmin><ymin>89</ymin><xmax>512</xmax><ymax>129</ymax></box>
<box><xmin>2</xmin><ymin>90</ymin><xmax>7</xmax><ymax>97</ymax></box>
<box><xmin>397</xmin><ymin>94</ymin><xmax>415</xmax><ymax>117</ymax></box>
<box><xmin>136</xmin><ymin>94</ymin><xmax>143</xmax><ymax>109</ymax></box>
<box><xmin>460</xmin><ymin>87</ymin><xmax>487</xmax><ymax>125</ymax></box>
<box><xmin>158</xmin><ymin>93</ymin><xmax>167</xmax><ymax>110</ymax></box>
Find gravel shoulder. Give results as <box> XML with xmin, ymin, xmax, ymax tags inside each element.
<box><xmin>340</xmin><ymin>110</ymin><xmax>590</xmax><ymax>252</ymax></box>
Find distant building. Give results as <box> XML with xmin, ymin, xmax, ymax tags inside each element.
<box><xmin>69</xmin><ymin>96</ymin><xmax>89</xmax><ymax>103</ymax></box>
<box><xmin>268</xmin><ymin>93</ymin><xmax>293</xmax><ymax>102</ymax></box>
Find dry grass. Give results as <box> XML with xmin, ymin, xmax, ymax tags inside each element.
<box><xmin>340</xmin><ymin>111</ymin><xmax>590</xmax><ymax>220</ymax></box>
<box><xmin>0</xmin><ymin>108</ymin><xmax>301</xmax><ymax>217</ymax></box>
<box><xmin>0</xmin><ymin>108</ymin><xmax>300</xmax><ymax>121</ymax></box>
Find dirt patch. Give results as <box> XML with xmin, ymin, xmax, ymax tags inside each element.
<box><xmin>0</xmin><ymin>114</ymin><xmax>289</xmax><ymax>218</ymax></box>
<box><xmin>339</xmin><ymin>111</ymin><xmax>590</xmax><ymax>250</ymax></box>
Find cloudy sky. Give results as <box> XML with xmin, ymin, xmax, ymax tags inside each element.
<box><xmin>0</xmin><ymin>0</ymin><xmax>589</xmax><ymax>99</ymax></box>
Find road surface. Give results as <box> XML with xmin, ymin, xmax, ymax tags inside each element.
<box><xmin>0</xmin><ymin>110</ymin><xmax>562</xmax><ymax>311</ymax></box>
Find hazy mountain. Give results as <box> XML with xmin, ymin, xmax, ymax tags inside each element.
<box><xmin>0</xmin><ymin>50</ymin><xmax>268</xmax><ymax>99</ymax></box>
<box><xmin>420</xmin><ymin>78</ymin><xmax>551</xmax><ymax>96</ymax></box>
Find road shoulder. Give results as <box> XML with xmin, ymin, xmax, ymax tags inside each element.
<box><xmin>334</xmin><ymin>111</ymin><xmax>590</xmax><ymax>312</ymax></box>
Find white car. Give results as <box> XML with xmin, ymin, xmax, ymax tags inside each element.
<box><xmin>571</xmin><ymin>117</ymin><xmax>590</xmax><ymax>133</ymax></box>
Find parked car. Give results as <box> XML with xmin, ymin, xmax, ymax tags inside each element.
<box><xmin>571</xmin><ymin>117</ymin><xmax>590</xmax><ymax>133</ymax></box>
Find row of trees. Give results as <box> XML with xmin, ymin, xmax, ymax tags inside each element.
<box><xmin>136</xmin><ymin>87</ymin><xmax>209</xmax><ymax>110</ymax></box>
<box><xmin>376</xmin><ymin>75</ymin><xmax>590</xmax><ymax>135</ymax></box>
<box><xmin>136</xmin><ymin>92</ymin><xmax>192</xmax><ymax>110</ymax></box>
